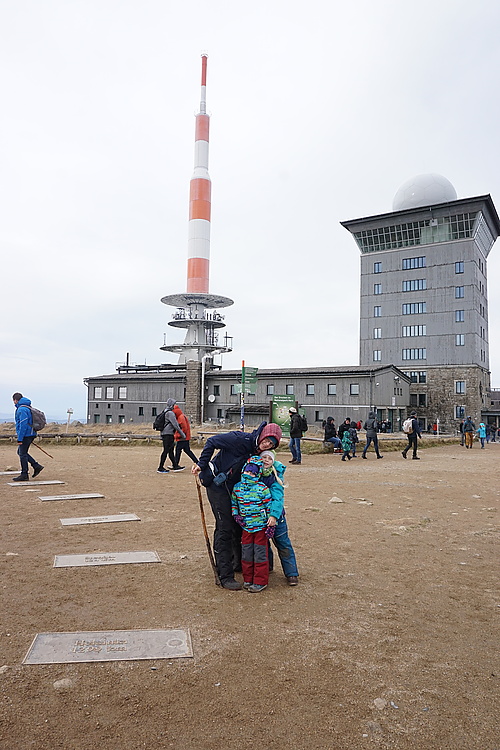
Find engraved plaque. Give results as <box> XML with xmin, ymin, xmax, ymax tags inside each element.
<box><xmin>53</xmin><ymin>551</ymin><xmax>160</xmax><ymax>567</ymax></box>
<box><xmin>23</xmin><ymin>629</ymin><xmax>192</xmax><ymax>664</ymax></box>
<box><xmin>7</xmin><ymin>480</ymin><xmax>65</xmax><ymax>486</ymax></box>
<box><xmin>40</xmin><ymin>493</ymin><xmax>105</xmax><ymax>502</ymax></box>
<box><xmin>60</xmin><ymin>514</ymin><xmax>140</xmax><ymax>526</ymax></box>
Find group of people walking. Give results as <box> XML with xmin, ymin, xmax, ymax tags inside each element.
<box><xmin>460</xmin><ymin>417</ymin><xmax>497</xmax><ymax>449</ymax></box>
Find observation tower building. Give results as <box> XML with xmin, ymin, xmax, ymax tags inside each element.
<box><xmin>342</xmin><ymin>174</ymin><xmax>500</xmax><ymax>429</ymax></box>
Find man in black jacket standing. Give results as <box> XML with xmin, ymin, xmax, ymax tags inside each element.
<box><xmin>288</xmin><ymin>407</ymin><xmax>303</xmax><ymax>465</ymax></box>
<box><xmin>362</xmin><ymin>411</ymin><xmax>383</xmax><ymax>459</ymax></box>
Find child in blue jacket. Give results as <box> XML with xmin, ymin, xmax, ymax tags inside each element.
<box><xmin>260</xmin><ymin>450</ymin><xmax>299</xmax><ymax>586</ymax></box>
<box><xmin>231</xmin><ymin>455</ymin><xmax>280</xmax><ymax>593</ymax></box>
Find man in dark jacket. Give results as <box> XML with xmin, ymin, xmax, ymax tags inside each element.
<box><xmin>402</xmin><ymin>411</ymin><xmax>422</xmax><ymax>460</ymax></box>
<box><xmin>192</xmin><ymin>422</ymin><xmax>282</xmax><ymax>590</ymax></box>
<box><xmin>463</xmin><ymin>416</ymin><xmax>476</xmax><ymax>449</ymax></box>
<box><xmin>362</xmin><ymin>411</ymin><xmax>383</xmax><ymax>459</ymax></box>
<box><xmin>13</xmin><ymin>393</ymin><xmax>44</xmax><ymax>481</ymax></box>
<box><xmin>324</xmin><ymin>417</ymin><xmax>341</xmax><ymax>449</ymax></box>
<box><xmin>288</xmin><ymin>407</ymin><xmax>304</xmax><ymax>465</ymax></box>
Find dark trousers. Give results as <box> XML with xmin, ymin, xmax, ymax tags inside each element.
<box><xmin>403</xmin><ymin>433</ymin><xmax>418</xmax><ymax>457</ymax></box>
<box><xmin>363</xmin><ymin>435</ymin><xmax>381</xmax><ymax>457</ymax></box>
<box><xmin>206</xmin><ymin>482</ymin><xmax>242</xmax><ymax>582</ymax></box>
<box><xmin>159</xmin><ymin>434</ymin><xmax>176</xmax><ymax>469</ymax></box>
<box><xmin>17</xmin><ymin>436</ymin><xmax>40</xmax><ymax>476</ymax></box>
<box><xmin>174</xmin><ymin>440</ymin><xmax>198</xmax><ymax>465</ymax></box>
<box><xmin>241</xmin><ymin>528</ymin><xmax>269</xmax><ymax>586</ymax></box>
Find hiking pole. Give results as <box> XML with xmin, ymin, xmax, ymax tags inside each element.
<box><xmin>32</xmin><ymin>442</ymin><xmax>54</xmax><ymax>459</ymax></box>
<box><xmin>195</xmin><ymin>475</ymin><xmax>221</xmax><ymax>587</ymax></box>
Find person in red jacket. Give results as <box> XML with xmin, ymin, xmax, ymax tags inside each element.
<box><xmin>173</xmin><ymin>404</ymin><xmax>198</xmax><ymax>469</ymax></box>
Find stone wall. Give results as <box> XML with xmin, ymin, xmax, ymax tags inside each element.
<box><xmin>185</xmin><ymin>360</ymin><xmax>202</xmax><ymax>425</ymax></box>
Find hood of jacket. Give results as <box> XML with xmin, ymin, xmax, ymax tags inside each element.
<box><xmin>16</xmin><ymin>397</ymin><xmax>31</xmax><ymax>408</ymax></box>
<box><xmin>368</xmin><ymin>411</ymin><xmax>376</xmax><ymax>419</ymax></box>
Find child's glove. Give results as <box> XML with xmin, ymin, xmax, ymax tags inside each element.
<box><xmin>265</xmin><ymin>525</ymin><xmax>276</xmax><ymax>539</ymax></box>
<box><xmin>234</xmin><ymin>515</ymin><xmax>245</xmax><ymax>527</ymax></box>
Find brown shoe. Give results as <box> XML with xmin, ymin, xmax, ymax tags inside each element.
<box><xmin>287</xmin><ymin>576</ymin><xmax>299</xmax><ymax>586</ymax></box>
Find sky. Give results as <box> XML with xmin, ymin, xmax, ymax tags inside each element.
<box><xmin>1</xmin><ymin>0</ymin><xmax>500</xmax><ymax>420</ymax></box>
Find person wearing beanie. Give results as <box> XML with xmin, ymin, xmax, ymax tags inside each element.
<box><xmin>260</xmin><ymin>450</ymin><xmax>299</xmax><ymax>586</ymax></box>
<box><xmin>157</xmin><ymin>399</ymin><xmax>186</xmax><ymax>473</ymax></box>
<box><xmin>231</xmin><ymin>455</ymin><xmax>276</xmax><ymax>593</ymax></box>
<box><xmin>12</xmin><ymin>392</ymin><xmax>44</xmax><ymax>481</ymax></box>
<box><xmin>288</xmin><ymin>407</ymin><xmax>304</xmax><ymax>465</ymax></box>
<box><xmin>462</xmin><ymin>415</ymin><xmax>476</xmax><ymax>449</ymax></box>
<box><xmin>192</xmin><ymin>421</ymin><xmax>282</xmax><ymax>590</ymax></box>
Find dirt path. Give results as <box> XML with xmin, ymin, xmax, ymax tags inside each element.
<box><xmin>1</xmin><ymin>442</ymin><xmax>498</xmax><ymax>749</ymax></box>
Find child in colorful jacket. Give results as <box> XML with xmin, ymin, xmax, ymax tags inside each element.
<box><xmin>260</xmin><ymin>450</ymin><xmax>299</xmax><ymax>586</ymax></box>
<box><xmin>231</xmin><ymin>455</ymin><xmax>278</xmax><ymax>593</ymax></box>
<box><xmin>341</xmin><ymin>429</ymin><xmax>353</xmax><ymax>461</ymax></box>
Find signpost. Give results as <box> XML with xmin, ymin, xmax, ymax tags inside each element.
<box><xmin>238</xmin><ymin>362</ymin><xmax>258</xmax><ymax>430</ymax></box>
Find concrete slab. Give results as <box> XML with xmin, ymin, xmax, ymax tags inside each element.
<box><xmin>7</xmin><ymin>480</ymin><xmax>65</xmax><ymax>487</ymax></box>
<box><xmin>0</xmin><ymin>471</ymin><xmax>18</xmax><ymax>475</ymax></box>
<box><xmin>53</xmin><ymin>551</ymin><xmax>160</xmax><ymax>567</ymax></box>
<box><xmin>23</xmin><ymin>629</ymin><xmax>192</xmax><ymax>664</ymax></box>
<box><xmin>60</xmin><ymin>513</ymin><xmax>140</xmax><ymax>526</ymax></box>
<box><xmin>40</xmin><ymin>493</ymin><xmax>104</xmax><ymax>502</ymax></box>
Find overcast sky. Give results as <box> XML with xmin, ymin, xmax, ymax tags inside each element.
<box><xmin>1</xmin><ymin>0</ymin><xmax>500</xmax><ymax>420</ymax></box>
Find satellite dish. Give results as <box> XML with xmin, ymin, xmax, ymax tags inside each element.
<box><xmin>208</xmin><ymin>394</ymin><xmax>216</xmax><ymax>403</ymax></box>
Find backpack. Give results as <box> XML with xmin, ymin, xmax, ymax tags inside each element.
<box><xmin>153</xmin><ymin>410</ymin><xmax>166</xmax><ymax>431</ymax></box>
<box><xmin>29</xmin><ymin>406</ymin><xmax>47</xmax><ymax>432</ymax></box>
<box><xmin>299</xmin><ymin>414</ymin><xmax>308</xmax><ymax>432</ymax></box>
<box><xmin>402</xmin><ymin>418</ymin><xmax>413</xmax><ymax>434</ymax></box>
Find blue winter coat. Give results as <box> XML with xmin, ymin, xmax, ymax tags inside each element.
<box><xmin>198</xmin><ymin>422</ymin><xmax>267</xmax><ymax>490</ymax></box>
<box><xmin>15</xmin><ymin>397</ymin><xmax>36</xmax><ymax>441</ymax></box>
<box><xmin>478</xmin><ymin>423</ymin><xmax>486</xmax><ymax>438</ymax></box>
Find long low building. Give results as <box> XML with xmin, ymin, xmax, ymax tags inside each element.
<box><xmin>84</xmin><ymin>363</ymin><xmax>411</xmax><ymax>430</ymax></box>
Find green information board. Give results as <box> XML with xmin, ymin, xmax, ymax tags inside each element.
<box><xmin>271</xmin><ymin>395</ymin><xmax>297</xmax><ymax>438</ymax></box>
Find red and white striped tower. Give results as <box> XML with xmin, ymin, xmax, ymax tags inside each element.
<box><xmin>161</xmin><ymin>54</ymin><xmax>233</xmax><ymax>367</ymax></box>
<box><xmin>187</xmin><ymin>54</ymin><xmax>211</xmax><ymax>293</ymax></box>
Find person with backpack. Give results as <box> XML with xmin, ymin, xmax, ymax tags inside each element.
<box><xmin>402</xmin><ymin>410</ymin><xmax>422</xmax><ymax>460</ymax></box>
<box><xmin>12</xmin><ymin>393</ymin><xmax>44</xmax><ymax>481</ymax></box>
<box><xmin>156</xmin><ymin>399</ymin><xmax>186</xmax><ymax>473</ymax></box>
<box><xmin>362</xmin><ymin>411</ymin><xmax>383</xmax><ymax>459</ymax></box>
<box><xmin>463</xmin><ymin>416</ymin><xmax>476</xmax><ymax>449</ymax></box>
<box><xmin>172</xmin><ymin>404</ymin><xmax>198</xmax><ymax>466</ymax></box>
<box><xmin>288</xmin><ymin>407</ymin><xmax>305</xmax><ymax>465</ymax></box>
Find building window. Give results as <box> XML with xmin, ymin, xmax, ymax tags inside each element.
<box><xmin>402</xmin><ymin>325</ymin><xmax>426</xmax><ymax>337</ymax></box>
<box><xmin>118</xmin><ymin>387</ymin><xmax>127</xmax><ymax>399</ymax></box>
<box><xmin>120</xmin><ymin>404</ymin><xmax>124</xmax><ymax>409</ymax></box>
<box><xmin>418</xmin><ymin>394</ymin><xmax>427</xmax><ymax>407</ymax></box>
<box><xmin>455</xmin><ymin>334</ymin><xmax>465</xmax><ymax>346</ymax></box>
<box><xmin>106</xmin><ymin>415</ymin><xmax>112</xmax><ymax>424</ymax></box>
<box><xmin>217</xmin><ymin>409</ymin><xmax>223</xmax><ymax>418</ymax></box>
<box><xmin>315</xmin><ymin>411</ymin><xmax>324</xmax><ymax>422</ymax></box>
<box><xmin>402</xmin><ymin>348</ymin><xmax>426</xmax><ymax>360</ymax></box>
<box><xmin>373</xmin><ymin>328</ymin><xmax>382</xmax><ymax>339</ymax></box>
<box><xmin>95</xmin><ymin>403</ymin><xmax>99</xmax><ymax>409</ymax></box>
<box><xmin>402</xmin><ymin>302</ymin><xmax>426</xmax><ymax>315</ymax></box>
<box><xmin>118</xmin><ymin>415</ymin><xmax>125</xmax><ymax>424</ymax></box>
<box><xmin>286</xmin><ymin>384</ymin><xmax>294</xmax><ymax>395</ymax></box>
<box><xmin>213</xmin><ymin>385</ymin><xmax>220</xmax><ymax>396</ymax></box>
<box><xmin>94</xmin><ymin>414</ymin><xmax>100</xmax><ymax>424</ymax></box>
<box><xmin>107</xmin><ymin>404</ymin><xmax>111</xmax><ymax>409</ymax></box>
<box><xmin>374</xmin><ymin>262</ymin><xmax>382</xmax><ymax>273</ymax></box>
<box><xmin>94</xmin><ymin>387</ymin><xmax>102</xmax><ymax>399</ymax></box>
<box><xmin>354</xmin><ymin>214</ymin><xmax>477</xmax><ymax>254</ymax></box>
<box><xmin>152</xmin><ymin>407</ymin><xmax>157</xmax><ymax>416</ymax></box>
<box><xmin>402</xmin><ymin>279</ymin><xmax>426</xmax><ymax>292</ymax></box>
<box><xmin>455</xmin><ymin>405</ymin><xmax>465</xmax><ymax>419</ymax></box>
<box><xmin>455</xmin><ymin>261</ymin><xmax>464</xmax><ymax>274</ymax></box>
<box><xmin>306</xmin><ymin>384</ymin><xmax>315</xmax><ymax>396</ymax></box>
<box><xmin>455</xmin><ymin>286</ymin><xmax>464</xmax><ymax>298</ymax></box>
<box><xmin>374</xmin><ymin>283</ymin><xmax>382</xmax><ymax>295</ymax></box>
<box><xmin>410</xmin><ymin>394</ymin><xmax>417</xmax><ymax>407</ymax></box>
<box><xmin>455</xmin><ymin>381</ymin><xmax>466</xmax><ymax>394</ymax></box>
<box><xmin>409</xmin><ymin>371</ymin><xmax>418</xmax><ymax>383</ymax></box>
<box><xmin>419</xmin><ymin>371</ymin><xmax>427</xmax><ymax>383</ymax></box>
<box><xmin>266</xmin><ymin>384</ymin><xmax>274</xmax><ymax>395</ymax></box>
<box><xmin>455</xmin><ymin>310</ymin><xmax>464</xmax><ymax>322</ymax></box>
<box><xmin>373</xmin><ymin>350</ymin><xmax>381</xmax><ymax>361</ymax></box>
<box><xmin>350</xmin><ymin>384</ymin><xmax>359</xmax><ymax>395</ymax></box>
<box><xmin>402</xmin><ymin>256</ymin><xmax>426</xmax><ymax>270</ymax></box>
<box><xmin>374</xmin><ymin>306</ymin><xmax>381</xmax><ymax>317</ymax></box>
<box><xmin>138</xmin><ymin>407</ymin><xmax>144</xmax><ymax>416</ymax></box>
<box><xmin>231</xmin><ymin>385</ymin><xmax>238</xmax><ymax>395</ymax></box>
<box><xmin>327</xmin><ymin>384</ymin><xmax>336</xmax><ymax>396</ymax></box>
<box><xmin>105</xmin><ymin>387</ymin><xmax>114</xmax><ymax>399</ymax></box>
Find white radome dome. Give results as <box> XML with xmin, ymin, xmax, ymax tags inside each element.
<box><xmin>393</xmin><ymin>174</ymin><xmax>457</xmax><ymax>212</ymax></box>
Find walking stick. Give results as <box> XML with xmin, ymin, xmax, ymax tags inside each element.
<box><xmin>32</xmin><ymin>442</ymin><xmax>54</xmax><ymax>459</ymax></box>
<box><xmin>195</xmin><ymin>476</ymin><xmax>221</xmax><ymax>587</ymax></box>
